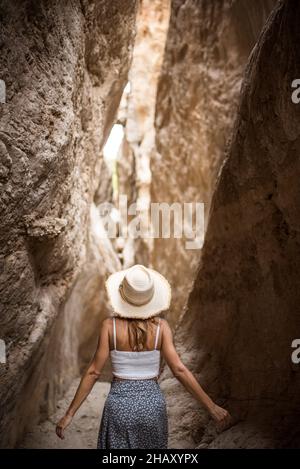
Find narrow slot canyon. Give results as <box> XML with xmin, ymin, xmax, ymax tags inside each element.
<box><xmin>1</xmin><ymin>0</ymin><xmax>300</xmax><ymax>450</ymax></box>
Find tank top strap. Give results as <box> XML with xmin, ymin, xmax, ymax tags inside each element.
<box><xmin>154</xmin><ymin>318</ymin><xmax>161</xmax><ymax>350</ymax></box>
<box><xmin>112</xmin><ymin>317</ymin><xmax>117</xmax><ymax>351</ymax></box>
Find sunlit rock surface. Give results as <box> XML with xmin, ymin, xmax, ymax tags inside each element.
<box><xmin>116</xmin><ymin>0</ymin><xmax>171</xmax><ymax>270</ymax></box>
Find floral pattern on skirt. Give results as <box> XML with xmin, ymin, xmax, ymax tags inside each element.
<box><xmin>97</xmin><ymin>378</ymin><xmax>168</xmax><ymax>449</ymax></box>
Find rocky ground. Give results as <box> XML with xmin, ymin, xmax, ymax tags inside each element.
<box><xmin>20</xmin><ymin>379</ymin><xmax>111</xmax><ymax>449</ymax></box>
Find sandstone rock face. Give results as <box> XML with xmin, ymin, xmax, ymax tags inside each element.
<box><xmin>0</xmin><ymin>0</ymin><xmax>137</xmax><ymax>448</ymax></box>
<box><xmin>151</xmin><ymin>0</ymin><xmax>276</xmax><ymax>326</ymax></box>
<box><xmin>161</xmin><ymin>0</ymin><xmax>300</xmax><ymax>448</ymax></box>
<box><xmin>116</xmin><ymin>0</ymin><xmax>171</xmax><ymax>269</ymax></box>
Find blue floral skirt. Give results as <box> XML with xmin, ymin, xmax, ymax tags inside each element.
<box><xmin>97</xmin><ymin>378</ymin><xmax>168</xmax><ymax>449</ymax></box>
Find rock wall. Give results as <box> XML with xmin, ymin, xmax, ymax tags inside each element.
<box><xmin>162</xmin><ymin>0</ymin><xmax>300</xmax><ymax>448</ymax></box>
<box><xmin>116</xmin><ymin>0</ymin><xmax>171</xmax><ymax>269</ymax></box>
<box><xmin>152</xmin><ymin>0</ymin><xmax>276</xmax><ymax>326</ymax></box>
<box><xmin>0</xmin><ymin>0</ymin><xmax>137</xmax><ymax>448</ymax></box>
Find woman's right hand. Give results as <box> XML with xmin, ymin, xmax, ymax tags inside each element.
<box><xmin>55</xmin><ymin>413</ymin><xmax>73</xmax><ymax>440</ymax></box>
<box><xmin>208</xmin><ymin>403</ymin><xmax>231</xmax><ymax>430</ymax></box>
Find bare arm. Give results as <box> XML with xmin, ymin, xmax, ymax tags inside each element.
<box><xmin>56</xmin><ymin>317</ymin><xmax>110</xmax><ymax>439</ymax></box>
<box><xmin>160</xmin><ymin>319</ymin><xmax>231</xmax><ymax>428</ymax></box>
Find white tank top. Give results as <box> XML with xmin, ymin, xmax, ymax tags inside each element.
<box><xmin>110</xmin><ymin>317</ymin><xmax>161</xmax><ymax>380</ymax></box>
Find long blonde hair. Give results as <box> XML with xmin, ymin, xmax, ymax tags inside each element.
<box><xmin>125</xmin><ymin>316</ymin><xmax>160</xmax><ymax>351</ymax></box>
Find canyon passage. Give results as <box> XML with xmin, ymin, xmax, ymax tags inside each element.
<box><xmin>1</xmin><ymin>0</ymin><xmax>300</xmax><ymax>449</ymax></box>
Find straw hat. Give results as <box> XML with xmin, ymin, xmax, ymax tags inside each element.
<box><xmin>105</xmin><ymin>264</ymin><xmax>171</xmax><ymax>319</ymax></box>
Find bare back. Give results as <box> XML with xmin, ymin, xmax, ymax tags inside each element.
<box><xmin>108</xmin><ymin>316</ymin><xmax>163</xmax><ymax>352</ymax></box>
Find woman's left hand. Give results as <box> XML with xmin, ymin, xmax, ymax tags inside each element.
<box><xmin>209</xmin><ymin>403</ymin><xmax>231</xmax><ymax>430</ymax></box>
<box><xmin>55</xmin><ymin>413</ymin><xmax>73</xmax><ymax>439</ymax></box>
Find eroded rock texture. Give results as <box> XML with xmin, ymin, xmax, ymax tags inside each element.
<box><xmin>162</xmin><ymin>0</ymin><xmax>300</xmax><ymax>448</ymax></box>
<box><xmin>116</xmin><ymin>0</ymin><xmax>171</xmax><ymax>268</ymax></box>
<box><xmin>151</xmin><ymin>0</ymin><xmax>276</xmax><ymax>325</ymax></box>
<box><xmin>0</xmin><ymin>0</ymin><xmax>137</xmax><ymax>448</ymax></box>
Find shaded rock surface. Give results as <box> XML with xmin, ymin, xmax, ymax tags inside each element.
<box><xmin>151</xmin><ymin>0</ymin><xmax>277</xmax><ymax>325</ymax></box>
<box><xmin>0</xmin><ymin>0</ymin><xmax>137</xmax><ymax>448</ymax></box>
<box><xmin>163</xmin><ymin>0</ymin><xmax>300</xmax><ymax>448</ymax></box>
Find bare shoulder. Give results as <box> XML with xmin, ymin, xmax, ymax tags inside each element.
<box><xmin>159</xmin><ymin>318</ymin><xmax>176</xmax><ymax>354</ymax></box>
<box><xmin>159</xmin><ymin>317</ymin><xmax>172</xmax><ymax>335</ymax></box>
<box><xmin>100</xmin><ymin>317</ymin><xmax>112</xmax><ymax>331</ymax></box>
<box><xmin>160</xmin><ymin>317</ymin><xmax>170</xmax><ymax>328</ymax></box>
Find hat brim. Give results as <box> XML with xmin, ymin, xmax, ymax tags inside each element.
<box><xmin>105</xmin><ymin>267</ymin><xmax>171</xmax><ymax>319</ymax></box>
